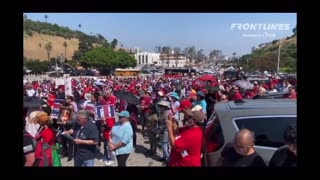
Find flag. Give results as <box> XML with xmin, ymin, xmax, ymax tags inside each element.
<box><xmin>85</xmin><ymin>102</ymin><xmax>95</xmax><ymax>112</ymax></box>
<box><xmin>95</xmin><ymin>105</ymin><xmax>115</xmax><ymax>120</ymax></box>
<box><xmin>50</xmin><ymin>99</ymin><xmax>65</xmax><ymax>119</ymax></box>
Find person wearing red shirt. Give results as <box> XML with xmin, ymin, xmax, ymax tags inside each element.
<box><xmin>288</xmin><ymin>87</ymin><xmax>297</xmax><ymax>99</ymax></box>
<box><xmin>98</xmin><ymin>93</ymin><xmax>107</xmax><ymax>105</ymax></box>
<box><xmin>252</xmin><ymin>82</ymin><xmax>259</xmax><ymax>95</ymax></box>
<box><xmin>167</xmin><ymin>110</ymin><xmax>204</xmax><ymax>167</ymax></box>
<box><xmin>47</xmin><ymin>91</ymin><xmax>56</xmax><ymax>108</ymax></box>
<box><xmin>244</xmin><ymin>89</ymin><xmax>255</xmax><ymax>99</ymax></box>
<box><xmin>140</xmin><ymin>91</ymin><xmax>152</xmax><ymax>131</ymax></box>
<box><xmin>261</xmin><ymin>81</ymin><xmax>269</xmax><ymax>90</ymax></box>
<box><xmin>102</xmin><ymin>117</ymin><xmax>116</xmax><ymax>166</ymax></box>
<box><xmin>231</xmin><ymin>87</ymin><xmax>243</xmax><ymax>100</ymax></box>
<box><xmin>105</xmin><ymin>91</ymin><xmax>117</xmax><ymax>105</ymax></box>
<box><xmin>83</xmin><ymin>85</ymin><xmax>91</xmax><ymax>95</ymax></box>
<box><xmin>34</xmin><ymin>112</ymin><xmax>59</xmax><ymax>166</ymax></box>
<box><xmin>101</xmin><ymin>90</ymin><xmax>117</xmax><ymax>165</ymax></box>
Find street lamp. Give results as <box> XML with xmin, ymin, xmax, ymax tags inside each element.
<box><xmin>277</xmin><ymin>39</ymin><xmax>281</xmax><ymax>73</ymax></box>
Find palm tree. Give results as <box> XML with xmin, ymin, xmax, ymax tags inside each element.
<box><xmin>78</xmin><ymin>24</ymin><xmax>82</xmax><ymax>31</ymax></box>
<box><xmin>111</xmin><ymin>38</ymin><xmax>118</xmax><ymax>50</ymax></box>
<box><xmin>45</xmin><ymin>42</ymin><xmax>53</xmax><ymax>62</ymax></box>
<box><xmin>23</xmin><ymin>15</ymin><xmax>28</xmax><ymax>30</ymax></box>
<box><xmin>45</xmin><ymin>14</ymin><xmax>48</xmax><ymax>23</ymax></box>
<box><xmin>232</xmin><ymin>52</ymin><xmax>238</xmax><ymax>66</ymax></box>
<box><xmin>24</xmin><ymin>14</ymin><xmax>27</xmax><ymax>24</ymax></box>
<box><xmin>161</xmin><ymin>46</ymin><xmax>171</xmax><ymax>67</ymax></box>
<box><xmin>63</xmin><ymin>41</ymin><xmax>68</xmax><ymax>61</ymax></box>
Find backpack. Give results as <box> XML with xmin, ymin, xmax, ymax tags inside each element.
<box><xmin>33</xmin><ymin>128</ymin><xmax>58</xmax><ymax>167</ymax></box>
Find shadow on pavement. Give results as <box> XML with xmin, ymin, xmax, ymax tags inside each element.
<box><xmin>134</xmin><ymin>144</ymin><xmax>149</xmax><ymax>154</ymax></box>
<box><xmin>95</xmin><ymin>151</ymin><xmax>104</xmax><ymax>161</ymax></box>
<box><xmin>134</xmin><ymin>145</ymin><xmax>164</xmax><ymax>163</ymax></box>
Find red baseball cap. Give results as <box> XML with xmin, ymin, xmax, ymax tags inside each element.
<box><xmin>177</xmin><ymin>99</ymin><xmax>192</xmax><ymax>111</ymax></box>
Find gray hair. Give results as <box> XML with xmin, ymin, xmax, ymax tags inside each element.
<box><xmin>76</xmin><ymin>110</ymin><xmax>90</xmax><ymax>120</ymax></box>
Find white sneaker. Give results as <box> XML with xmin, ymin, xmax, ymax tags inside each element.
<box><xmin>106</xmin><ymin>160</ymin><xmax>115</xmax><ymax>166</ymax></box>
<box><xmin>103</xmin><ymin>161</ymin><xmax>109</xmax><ymax>166</ymax></box>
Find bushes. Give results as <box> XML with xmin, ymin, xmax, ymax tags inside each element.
<box><xmin>25</xmin><ymin>29</ymin><xmax>33</xmax><ymax>37</ymax></box>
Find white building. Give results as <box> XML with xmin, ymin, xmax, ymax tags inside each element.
<box><xmin>134</xmin><ymin>51</ymin><xmax>188</xmax><ymax>67</ymax></box>
<box><xmin>159</xmin><ymin>54</ymin><xmax>188</xmax><ymax>68</ymax></box>
<box><xmin>134</xmin><ymin>52</ymin><xmax>162</xmax><ymax>66</ymax></box>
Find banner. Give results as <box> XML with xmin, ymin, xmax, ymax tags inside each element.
<box><xmin>50</xmin><ymin>99</ymin><xmax>65</xmax><ymax>119</ymax></box>
<box><xmin>55</xmin><ymin>78</ymin><xmax>65</xmax><ymax>86</ymax></box>
<box><xmin>85</xmin><ymin>102</ymin><xmax>95</xmax><ymax>112</ymax></box>
<box><xmin>94</xmin><ymin>105</ymin><xmax>115</xmax><ymax>120</ymax></box>
<box><xmin>64</xmin><ymin>77</ymin><xmax>72</xmax><ymax>96</ymax></box>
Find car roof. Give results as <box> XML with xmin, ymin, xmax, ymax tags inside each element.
<box><xmin>214</xmin><ymin>99</ymin><xmax>296</xmax><ymax>121</ymax></box>
<box><xmin>217</xmin><ymin>99</ymin><xmax>296</xmax><ymax>111</ymax></box>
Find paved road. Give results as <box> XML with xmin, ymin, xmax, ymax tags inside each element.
<box><xmin>61</xmin><ymin>117</ymin><xmax>165</xmax><ymax>167</ymax></box>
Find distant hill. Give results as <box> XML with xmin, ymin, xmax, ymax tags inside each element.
<box><xmin>23</xmin><ymin>18</ymin><xmax>107</xmax><ymax>61</ymax></box>
<box><xmin>24</xmin><ymin>32</ymin><xmax>80</xmax><ymax>60</ymax></box>
<box><xmin>242</xmin><ymin>31</ymin><xmax>297</xmax><ymax>73</ymax></box>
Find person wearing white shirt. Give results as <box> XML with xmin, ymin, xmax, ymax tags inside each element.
<box><xmin>26</xmin><ymin>86</ymin><xmax>35</xmax><ymax>97</ymax></box>
<box><xmin>282</xmin><ymin>80</ymin><xmax>292</xmax><ymax>93</ymax></box>
<box><xmin>268</xmin><ymin>84</ymin><xmax>278</xmax><ymax>93</ymax></box>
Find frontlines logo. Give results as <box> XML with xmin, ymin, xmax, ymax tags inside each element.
<box><xmin>230</xmin><ymin>23</ymin><xmax>290</xmax><ymax>31</ymax></box>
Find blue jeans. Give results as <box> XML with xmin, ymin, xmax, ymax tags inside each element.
<box><xmin>103</xmin><ymin>139</ymin><xmax>110</xmax><ymax>161</ymax></box>
<box><xmin>162</xmin><ymin>142</ymin><xmax>170</xmax><ymax>162</ymax></box>
<box><xmin>74</xmin><ymin>156</ymin><xmax>94</xmax><ymax>167</ymax></box>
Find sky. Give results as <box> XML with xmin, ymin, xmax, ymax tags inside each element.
<box><xmin>24</xmin><ymin>13</ymin><xmax>296</xmax><ymax>57</ymax></box>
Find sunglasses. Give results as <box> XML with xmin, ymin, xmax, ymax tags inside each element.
<box><xmin>233</xmin><ymin>140</ymin><xmax>253</xmax><ymax>151</ymax></box>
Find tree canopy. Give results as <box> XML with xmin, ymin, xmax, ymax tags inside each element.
<box><xmin>80</xmin><ymin>47</ymin><xmax>136</xmax><ymax>69</ymax></box>
<box><xmin>24</xmin><ymin>58</ymin><xmax>50</xmax><ymax>74</ymax></box>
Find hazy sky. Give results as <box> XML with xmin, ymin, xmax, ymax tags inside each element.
<box><xmin>24</xmin><ymin>13</ymin><xmax>296</xmax><ymax>57</ymax></box>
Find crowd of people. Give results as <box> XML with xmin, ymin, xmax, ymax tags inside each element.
<box><xmin>23</xmin><ymin>74</ymin><xmax>297</xmax><ymax>167</ymax></box>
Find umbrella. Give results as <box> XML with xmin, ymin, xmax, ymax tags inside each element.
<box><xmin>196</xmin><ymin>75</ymin><xmax>217</xmax><ymax>86</ymax></box>
<box><xmin>94</xmin><ymin>81</ymin><xmax>106</xmax><ymax>86</ymax></box>
<box><xmin>197</xmin><ymin>74</ymin><xmax>217</xmax><ymax>81</ymax></box>
<box><xmin>24</xmin><ymin>96</ymin><xmax>46</xmax><ymax>108</ymax></box>
<box><xmin>114</xmin><ymin>91</ymin><xmax>140</xmax><ymax>105</ymax></box>
<box><xmin>234</xmin><ymin>80</ymin><xmax>254</xmax><ymax>90</ymax></box>
<box><xmin>206</xmin><ymin>85</ymin><xmax>221</xmax><ymax>92</ymax></box>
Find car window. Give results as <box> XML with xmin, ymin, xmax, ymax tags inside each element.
<box><xmin>204</xmin><ymin>113</ymin><xmax>225</xmax><ymax>152</ymax></box>
<box><xmin>234</xmin><ymin>116</ymin><xmax>296</xmax><ymax>148</ymax></box>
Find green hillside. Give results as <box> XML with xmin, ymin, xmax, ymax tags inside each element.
<box><xmin>241</xmin><ymin>28</ymin><xmax>297</xmax><ymax>73</ymax></box>
<box><xmin>23</xmin><ymin>18</ymin><xmax>106</xmax><ymax>45</ymax></box>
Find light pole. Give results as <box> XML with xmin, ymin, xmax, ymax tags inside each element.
<box><xmin>277</xmin><ymin>39</ymin><xmax>281</xmax><ymax>73</ymax></box>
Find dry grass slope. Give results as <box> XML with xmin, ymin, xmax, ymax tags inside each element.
<box><xmin>23</xmin><ymin>32</ymin><xmax>79</xmax><ymax>61</ymax></box>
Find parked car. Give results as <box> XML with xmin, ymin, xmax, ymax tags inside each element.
<box><xmin>265</xmin><ymin>92</ymin><xmax>288</xmax><ymax>99</ymax></box>
<box><xmin>202</xmin><ymin>99</ymin><xmax>296</xmax><ymax>166</ymax></box>
<box><xmin>48</xmin><ymin>72</ymin><xmax>63</xmax><ymax>77</ymax></box>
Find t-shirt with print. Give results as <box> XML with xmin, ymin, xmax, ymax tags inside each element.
<box><xmin>168</xmin><ymin>126</ymin><xmax>203</xmax><ymax>167</ymax></box>
<box><xmin>221</xmin><ymin>142</ymin><xmax>267</xmax><ymax>167</ymax></box>
<box><xmin>73</xmin><ymin>121</ymin><xmax>99</xmax><ymax>161</ymax></box>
